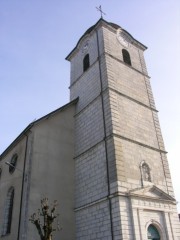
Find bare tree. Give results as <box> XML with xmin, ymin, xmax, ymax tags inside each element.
<box><xmin>29</xmin><ymin>198</ymin><xmax>59</xmax><ymax>240</ymax></box>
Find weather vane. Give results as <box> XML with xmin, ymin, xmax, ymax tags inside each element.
<box><xmin>96</xmin><ymin>5</ymin><xmax>106</xmax><ymax>19</ymax></box>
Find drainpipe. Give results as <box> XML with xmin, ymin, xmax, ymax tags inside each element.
<box><xmin>95</xmin><ymin>27</ymin><xmax>114</xmax><ymax>240</ymax></box>
<box><xmin>17</xmin><ymin>132</ymin><xmax>29</xmax><ymax>240</ymax></box>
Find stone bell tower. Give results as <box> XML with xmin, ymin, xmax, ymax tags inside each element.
<box><xmin>66</xmin><ymin>19</ymin><xmax>180</xmax><ymax>240</ymax></box>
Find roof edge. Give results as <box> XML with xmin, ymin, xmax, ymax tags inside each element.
<box><xmin>65</xmin><ymin>18</ymin><xmax>103</xmax><ymax>61</ymax></box>
<box><xmin>0</xmin><ymin>98</ymin><xmax>78</xmax><ymax>160</ymax></box>
<box><xmin>65</xmin><ymin>18</ymin><xmax>147</xmax><ymax>61</ymax></box>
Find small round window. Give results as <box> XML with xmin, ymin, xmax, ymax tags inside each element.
<box><xmin>9</xmin><ymin>154</ymin><xmax>18</xmax><ymax>174</ymax></box>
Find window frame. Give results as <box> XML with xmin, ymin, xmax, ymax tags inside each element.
<box><xmin>83</xmin><ymin>54</ymin><xmax>90</xmax><ymax>72</ymax></box>
<box><xmin>122</xmin><ymin>49</ymin><xmax>131</xmax><ymax>66</ymax></box>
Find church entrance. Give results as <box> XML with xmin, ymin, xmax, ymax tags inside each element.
<box><xmin>147</xmin><ymin>224</ymin><xmax>160</xmax><ymax>239</ymax></box>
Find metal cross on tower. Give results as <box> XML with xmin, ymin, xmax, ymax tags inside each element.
<box><xmin>96</xmin><ymin>5</ymin><xmax>106</xmax><ymax>19</ymax></box>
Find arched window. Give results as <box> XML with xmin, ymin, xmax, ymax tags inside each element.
<box><xmin>9</xmin><ymin>154</ymin><xmax>18</xmax><ymax>174</ymax></box>
<box><xmin>83</xmin><ymin>54</ymin><xmax>90</xmax><ymax>72</ymax></box>
<box><xmin>142</xmin><ymin>162</ymin><xmax>151</xmax><ymax>182</ymax></box>
<box><xmin>1</xmin><ymin>187</ymin><xmax>15</xmax><ymax>236</ymax></box>
<box><xmin>122</xmin><ymin>49</ymin><xmax>131</xmax><ymax>66</ymax></box>
<box><xmin>147</xmin><ymin>224</ymin><xmax>160</xmax><ymax>239</ymax></box>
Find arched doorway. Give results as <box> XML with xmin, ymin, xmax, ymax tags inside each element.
<box><xmin>147</xmin><ymin>224</ymin><xmax>160</xmax><ymax>239</ymax></box>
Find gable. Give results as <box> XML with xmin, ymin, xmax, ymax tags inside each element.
<box><xmin>129</xmin><ymin>185</ymin><xmax>176</xmax><ymax>202</ymax></box>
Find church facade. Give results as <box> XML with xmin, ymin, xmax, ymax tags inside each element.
<box><xmin>0</xmin><ymin>19</ymin><xmax>180</xmax><ymax>240</ymax></box>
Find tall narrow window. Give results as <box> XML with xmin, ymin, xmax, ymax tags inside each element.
<box><xmin>1</xmin><ymin>187</ymin><xmax>14</xmax><ymax>236</ymax></box>
<box><xmin>83</xmin><ymin>54</ymin><xmax>90</xmax><ymax>72</ymax></box>
<box><xmin>122</xmin><ymin>49</ymin><xmax>131</xmax><ymax>66</ymax></box>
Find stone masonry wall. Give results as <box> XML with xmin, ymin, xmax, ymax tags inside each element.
<box><xmin>69</xmin><ymin>20</ymin><xmax>179</xmax><ymax>239</ymax></box>
<box><xmin>131</xmin><ymin>196</ymin><xmax>180</xmax><ymax>239</ymax></box>
<box><xmin>75</xmin><ymin>142</ymin><xmax>108</xmax><ymax>208</ymax></box>
<box><xmin>110</xmin><ymin>90</ymin><xmax>159</xmax><ymax>148</ymax></box>
<box><xmin>70</xmin><ymin>25</ymin><xmax>114</xmax><ymax>240</ymax></box>
<box><xmin>75</xmin><ymin>200</ymin><xmax>112</xmax><ymax>240</ymax></box>
<box><xmin>103</xmin><ymin>26</ymin><xmax>147</xmax><ymax>75</ymax></box>
<box><xmin>74</xmin><ymin>97</ymin><xmax>104</xmax><ymax>156</ymax></box>
<box><xmin>114</xmin><ymin>137</ymin><xmax>168</xmax><ymax>192</ymax></box>
<box><xmin>70</xmin><ymin>27</ymin><xmax>104</xmax><ymax>86</ymax></box>
<box><xmin>105</xmin><ymin>55</ymin><xmax>150</xmax><ymax>107</ymax></box>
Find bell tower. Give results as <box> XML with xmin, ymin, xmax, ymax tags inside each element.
<box><xmin>66</xmin><ymin>19</ymin><xmax>180</xmax><ymax>240</ymax></box>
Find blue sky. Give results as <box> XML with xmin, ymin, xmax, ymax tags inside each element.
<box><xmin>0</xmin><ymin>0</ymin><xmax>180</xmax><ymax>210</ymax></box>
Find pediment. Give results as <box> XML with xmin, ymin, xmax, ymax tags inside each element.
<box><xmin>129</xmin><ymin>185</ymin><xmax>175</xmax><ymax>202</ymax></box>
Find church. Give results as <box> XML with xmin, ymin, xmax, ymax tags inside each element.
<box><xmin>0</xmin><ymin>18</ymin><xmax>180</xmax><ymax>240</ymax></box>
